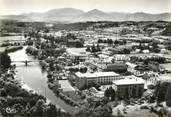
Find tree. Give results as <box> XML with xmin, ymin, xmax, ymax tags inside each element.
<box><xmin>91</xmin><ymin>44</ymin><xmax>96</xmax><ymax>53</ymax></box>
<box><xmin>80</xmin><ymin>67</ymin><xmax>87</xmax><ymax>73</ymax></box>
<box><xmin>75</xmin><ymin>103</ymin><xmax>112</xmax><ymax>117</ymax></box>
<box><xmin>123</xmin><ymin>48</ymin><xmax>130</xmax><ymax>54</ymax></box>
<box><xmin>123</xmin><ymin>40</ymin><xmax>127</xmax><ymax>45</ymax></box>
<box><xmin>46</xmin><ymin>103</ymin><xmax>57</xmax><ymax>117</ymax></box>
<box><xmin>55</xmin><ymin>64</ymin><xmax>62</xmax><ymax>71</ymax></box>
<box><xmin>107</xmin><ymin>39</ymin><xmax>113</xmax><ymax>44</ymax></box>
<box><xmin>0</xmin><ymin>88</ymin><xmax>7</xmax><ymax>97</ymax></box>
<box><xmin>0</xmin><ymin>52</ymin><xmax>11</xmax><ymax>69</ymax></box>
<box><xmin>29</xmin><ymin>99</ymin><xmax>45</xmax><ymax>116</ymax></box>
<box><xmin>86</xmin><ymin>46</ymin><xmax>91</xmax><ymax>52</ymax></box>
<box><xmin>26</xmin><ymin>39</ymin><xmax>33</xmax><ymax>46</ymax></box>
<box><xmin>98</xmin><ymin>39</ymin><xmax>103</xmax><ymax>43</ymax></box>
<box><xmin>4</xmin><ymin>82</ymin><xmax>20</xmax><ymax>97</ymax></box>
<box><xmin>162</xmin><ymin>23</ymin><xmax>171</xmax><ymax>36</ymax></box>
<box><xmin>94</xmin><ymin>105</ymin><xmax>112</xmax><ymax>117</ymax></box>
<box><xmin>114</xmin><ymin>40</ymin><xmax>119</xmax><ymax>45</ymax></box>
<box><xmin>108</xmin><ymin>87</ymin><xmax>115</xmax><ymax>101</ymax></box>
<box><xmin>49</xmin><ymin>62</ymin><xmax>55</xmax><ymax>71</ymax></box>
<box><xmin>104</xmin><ymin>88</ymin><xmax>110</xmax><ymax>98</ymax></box>
<box><xmin>49</xmin><ymin>35</ymin><xmax>55</xmax><ymax>47</ymax></box>
<box><xmin>155</xmin><ymin>82</ymin><xmax>170</xmax><ymax>103</ymax></box>
<box><xmin>166</xmin><ymin>84</ymin><xmax>171</xmax><ymax>107</ymax></box>
<box><xmin>75</xmin><ymin>41</ymin><xmax>83</xmax><ymax>48</ymax></box>
<box><xmin>166</xmin><ymin>45</ymin><xmax>171</xmax><ymax>51</ymax></box>
<box><xmin>104</xmin><ymin>87</ymin><xmax>115</xmax><ymax>101</ymax></box>
<box><xmin>120</xmin><ymin>29</ymin><xmax>129</xmax><ymax>35</ymax></box>
<box><xmin>24</xmin><ymin>34</ymin><xmax>27</xmax><ymax>38</ymax></box>
<box><xmin>66</xmin><ymin>33</ymin><xmax>77</xmax><ymax>40</ymax></box>
<box><xmin>96</xmin><ymin>44</ymin><xmax>101</xmax><ymax>52</ymax></box>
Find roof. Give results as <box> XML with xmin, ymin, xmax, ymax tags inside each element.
<box><xmin>67</xmin><ymin>39</ymin><xmax>81</xmax><ymax>42</ymax></box>
<box><xmin>142</xmin><ymin>49</ymin><xmax>150</xmax><ymax>53</ymax></box>
<box><xmin>141</xmin><ymin>37</ymin><xmax>153</xmax><ymax>40</ymax></box>
<box><xmin>113</xmin><ymin>75</ymin><xmax>145</xmax><ymax>85</ymax></box>
<box><xmin>67</xmin><ymin>50</ymin><xmax>86</xmax><ymax>57</ymax></box>
<box><xmin>67</xmin><ymin>48</ymin><xmax>87</xmax><ymax>57</ymax></box>
<box><xmin>126</xmin><ymin>62</ymin><xmax>137</xmax><ymax>68</ymax></box>
<box><xmin>75</xmin><ymin>72</ymin><xmax>119</xmax><ymax>78</ymax></box>
<box><xmin>159</xmin><ymin>75</ymin><xmax>171</xmax><ymax>82</ymax></box>
<box><xmin>114</xmin><ymin>54</ymin><xmax>128</xmax><ymax>57</ymax></box>
<box><xmin>98</xmin><ymin>54</ymin><xmax>109</xmax><ymax>58</ymax></box>
<box><xmin>107</xmin><ymin>64</ymin><xmax>127</xmax><ymax>68</ymax></box>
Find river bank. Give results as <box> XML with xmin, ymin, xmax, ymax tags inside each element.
<box><xmin>0</xmin><ymin>66</ymin><xmax>62</xmax><ymax>116</ymax></box>
<box><xmin>48</xmin><ymin>83</ymin><xmax>81</xmax><ymax>108</ymax></box>
<box><xmin>6</xmin><ymin>46</ymin><xmax>23</xmax><ymax>53</ymax></box>
<box><xmin>25</xmin><ymin>45</ymin><xmax>80</xmax><ymax>109</ymax></box>
<box><xmin>20</xmin><ymin>81</ymin><xmax>65</xmax><ymax>111</ymax></box>
<box><xmin>0</xmin><ymin>36</ymin><xmax>25</xmax><ymax>53</ymax></box>
<box><xmin>8</xmin><ymin>46</ymin><xmax>76</xmax><ymax>113</ymax></box>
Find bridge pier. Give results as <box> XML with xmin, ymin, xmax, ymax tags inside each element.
<box><xmin>25</xmin><ymin>60</ymin><xmax>28</xmax><ymax>66</ymax></box>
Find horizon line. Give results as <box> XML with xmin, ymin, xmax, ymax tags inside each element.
<box><xmin>1</xmin><ymin>7</ymin><xmax>171</xmax><ymax>16</ymax></box>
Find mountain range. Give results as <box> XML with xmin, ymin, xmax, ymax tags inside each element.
<box><xmin>1</xmin><ymin>8</ymin><xmax>171</xmax><ymax>22</ymax></box>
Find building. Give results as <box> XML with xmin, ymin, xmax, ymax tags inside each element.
<box><xmin>113</xmin><ymin>75</ymin><xmax>145</xmax><ymax>99</ymax></box>
<box><xmin>113</xmin><ymin>54</ymin><xmax>130</xmax><ymax>61</ymax></box>
<box><xmin>148</xmin><ymin>61</ymin><xmax>160</xmax><ymax>72</ymax></box>
<box><xmin>159</xmin><ymin>75</ymin><xmax>171</xmax><ymax>83</ymax></box>
<box><xmin>66</xmin><ymin>48</ymin><xmax>87</xmax><ymax>61</ymax></box>
<box><xmin>103</xmin><ymin>63</ymin><xmax>127</xmax><ymax>73</ymax></box>
<box><xmin>126</xmin><ymin>62</ymin><xmax>139</xmax><ymax>75</ymax></box>
<box><xmin>67</xmin><ymin>39</ymin><xmax>84</xmax><ymax>47</ymax></box>
<box><xmin>75</xmin><ymin>72</ymin><xmax>123</xmax><ymax>89</ymax></box>
<box><xmin>142</xmin><ymin>72</ymin><xmax>159</xmax><ymax>85</ymax></box>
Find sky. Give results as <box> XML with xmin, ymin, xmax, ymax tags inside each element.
<box><xmin>0</xmin><ymin>0</ymin><xmax>171</xmax><ymax>15</ymax></box>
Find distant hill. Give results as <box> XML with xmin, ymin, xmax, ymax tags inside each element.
<box><xmin>42</xmin><ymin>8</ymin><xmax>84</xmax><ymax>22</ymax></box>
<box><xmin>0</xmin><ymin>8</ymin><xmax>171</xmax><ymax>22</ymax></box>
<box><xmin>74</xmin><ymin>9</ymin><xmax>113</xmax><ymax>22</ymax></box>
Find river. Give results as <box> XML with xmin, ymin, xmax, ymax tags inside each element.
<box><xmin>0</xmin><ymin>36</ymin><xmax>76</xmax><ymax>113</ymax></box>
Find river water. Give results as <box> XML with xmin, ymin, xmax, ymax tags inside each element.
<box><xmin>0</xmin><ymin>36</ymin><xmax>76</xmax><ymax>113</ymax></box>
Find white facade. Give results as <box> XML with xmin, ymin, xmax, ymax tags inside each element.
<box><xmin>75</xmin><ymin>72</ymin><xmax>122</xmax><ymax>89</ymax></box>
<box><xmin>113</xmin><ymin>54</ymin><xmax>130</xmax><ymax>61</ymax></box>
<box><xmin>113</xmin><ymin>75</ymin><xmax>145</xmax><ymax>98</ymax></box>
<box><xmin>126</xmin><ymin>62</ymin><xmax>140</xmax><ymax>75</ymax></box>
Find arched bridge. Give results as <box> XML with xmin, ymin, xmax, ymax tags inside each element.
<box><xmin>11</xmin><ymin>60</ymin><xmax>41</xmax><ymax>66</ymax></box>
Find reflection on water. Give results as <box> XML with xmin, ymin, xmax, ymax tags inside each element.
<box><xmin>9</xmin><ymin>46</ymin><xmax>75</xmax><ymax>113</ymax></box>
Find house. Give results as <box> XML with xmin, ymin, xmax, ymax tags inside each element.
<box><xmin>148</xmin><ymin>61</ymin><xmax>160</xmax><ymax>72</ymax></box>
<box><xmin>126</xmin><ymin>62</ymin><xmax>139</xmax><ymax>75</ymax></box>
<box><xmin>126</xmin><ymin>62</ymin><xmax>137</xmax><ymax>70</ymax></box>
<box><xmin>113</xmin><ymin>75</ymin><xmax>145</xmax><ymax>99</ymax></box>
<box><xmin>113</xmin><ymin>54</ymin><xmax>130</xmax><ymax>61</ymax></box>
<box><xmin>66</xmin><ymin>48</ymin><xmax>87</xmax><ymax>61</ymax></box>
<box><xmin>67</xmin><ymin>39</ymin><xmax>84</xmax><ymax>48</ymax></box>
<box><xmin>75</xmin><ymin>72</ymin><xmax>123</xmax><ymax>89</ymax></box>
<box><xmin>142</xmin><ymin>72</ymin><xmax>159</xmax><ymax>85</ymax></box>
